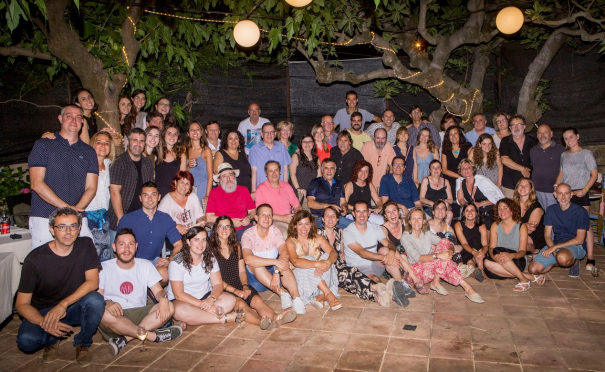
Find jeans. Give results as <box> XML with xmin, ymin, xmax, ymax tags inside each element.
<box><xmin>315</xmin><ymin>216</ymin><xmax>353</xmax><ymax>229</ymax></box>
<box><xmin>17</xmin><ymin>292</ymin><xmax>105</xmax><ymax>352</ymax></box>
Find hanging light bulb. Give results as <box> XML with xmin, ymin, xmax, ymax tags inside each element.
<box><xmin>285</xmin><ymin>0</ymin><xmax>313</xmax><ymax>7</ymax></box>
<box><xmin>496</xmin><ymin>7</ymin><xmax>524</xmax><ymax>34</ymax></box>
<box><xmin>233</xmin><ymin>20</ymin><xmax>260</xmax><ymax>47</ymax></box>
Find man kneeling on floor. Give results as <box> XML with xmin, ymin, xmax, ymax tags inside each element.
<box><xmin>98</xmin><ymin>228</ymin><xmax>183</xmax><ymax>356</ymax></box>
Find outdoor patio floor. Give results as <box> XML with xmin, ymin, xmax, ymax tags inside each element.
<box><xmin>2</xmin><ymin>247</ymin><xmax>605</xmax><ymax>371</ymax></box>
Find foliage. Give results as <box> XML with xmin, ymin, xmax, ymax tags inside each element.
<box><xmin>0</xmin><ymin>166</ymin><xmax>30</xmax><ymax>212</ymax></box>
<box><xmin>535</xmin><ymin>79</ymin><xmax>551</xmax><ymax>114</ymax></box>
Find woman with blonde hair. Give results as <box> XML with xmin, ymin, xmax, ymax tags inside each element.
<box><xmin>312</xmin><ymin>124</ymin><xmax>332</xmax><ymax>162</ymax></box>
<box><xmin>513</xmin><ymin>178</ymin><xmax>545</xmax><ymax>254</ymax></box>
<box><xmin>491</xmin><ymin>112</ymin><xmax>511</xmax><ymax>149</ymax></box>
<box><xmin>276</xmin><ymin>121</ymin><xmax>298</xmax><ymax>157</ymax></box>
<box><xmin>468</xmin><ymin>133</ymin><xmax>503</xmax><ymax>187</ymax></box>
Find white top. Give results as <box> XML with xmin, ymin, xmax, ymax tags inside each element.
<box><xmin>166</xmin><ymin>252</ymin><xmax>219</xmax><ymax>300</ymax></box>
<box><xmin>455</xmin><ymin>174</ymin><xmax>504</xmax><ymax>204</ymax></box>
<box><xmin>99</xmin><ymin>258</ymin><xmax>162</xmax><ymax>310</ymax></box>
<box><xmin>86</xmin><ymin>158</ymin><xmax>112</xmax><ymax>211</ymax></box>
<box><xmin>343</xmin><ymin>222</ymin><xmax>385</xmax><ymax>267</ymax></box>
<box><xmin>238</xmin><ymin>117</ymin><xmax>271</xmax><ymax>154</ymax></box>
<box><xmin>158</xmin><ymin>192</ymin><xmax>205</xmax><ymax>228</ymax></box>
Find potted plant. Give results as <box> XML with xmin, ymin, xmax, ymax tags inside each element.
<box><xmin>0</xmin><ymin>166</ymin><xmax>31</xmax><ymax>218</ymax></box>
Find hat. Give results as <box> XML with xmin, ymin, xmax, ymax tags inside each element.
<box><xmin>213</xmin><ymin>163</ymin><xmax>240</xmax><ymax>183</ymax></box>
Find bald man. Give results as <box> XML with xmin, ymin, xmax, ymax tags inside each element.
<box><xmin>321</xmin><ymin>115</ymin><xmax>338</xmax><ymax>147</ymax></box>
<box><xmin>528</xmin><ymin>183</ymin><xmax>588</xmax><ymax>278</ymax></box>
<box><xmin>238</xmin><ymin>103</ymin><xmax>271</xmax><ymax>154</ymax></box>
<box><xmin>529</xmin><ymin>124</ymin><xmax>565</xmax><ymax>210</ymax></box>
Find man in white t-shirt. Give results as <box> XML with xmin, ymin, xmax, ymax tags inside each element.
<box><xmin>238</xmin><ymin>103</ymin><xmax>271</xmax><ymax>154</ymax></box>
<box><xmin>241</xmin><ymin>204</ymin><xmax>305</xmax><ymax>314</ymax></box>
<box><xmin>343</xmin><ymin>200</ymin><xmax>418</xmax><ymax>307</ymax></box>
<box><xmin>98</xmin><ymin>228</ymin><xmax>183</xmax><ymax>356</ymax></box>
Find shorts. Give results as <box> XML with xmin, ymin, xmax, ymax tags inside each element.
<box><xmin>98</xmin><ymin>304</ymin><xmax>155</xmax><ymax>341</ymax></box>
<box><xmin>571</xmin><ymin>192</ymin><xmax>590</xmax><ymax>207</ymax></box>
<box><xmin>245</xmin><ymin>266</ymin><xmax>275</xmax><ymax>293</ymax></box>
<box><xmin>357</xmin><ymin>261</ymin><xmax>385</xmax><ymax>278</ymax></box>
<box><xmin>532</xmin><ymin>244</ymin><xmax>586</xmax><ymax>269</ymax></box>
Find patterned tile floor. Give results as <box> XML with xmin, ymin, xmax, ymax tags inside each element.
<box><xmin>2</xmin><ymin>248</ymin><xmax>605</xmax><ymax>371</ymax></box>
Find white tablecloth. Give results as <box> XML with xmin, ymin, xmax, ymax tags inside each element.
<box><xmin>0</xmin><ymin>227</ymin><xmax>31</xmax><ymax>263</ymax></box>
<box><xmin>0</xmin><ymin>252</ymin><xmax>20</xmax><ymax>322</ymax></box>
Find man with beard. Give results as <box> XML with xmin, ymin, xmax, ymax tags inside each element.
<box><xmin>528</xmin><ymin>183</ymin><xmax>588</xmax><ymax>278</ymax></box>
<box><xmin>530</xmin><ymin>124</ymin><xmax>565</xmax><ymax>209</ymax></box>
<box><xmin>16</xmin><ymin>208</ymin><xmax>104</xmax><ymax>366</ymax></box>
<box><xmin>98</xmin><ymin>228</ymin><xmax>183</xmax><ymax>357</ymax></box>
<box><xmin>329</xmin><ymin>131</ymin><xmax>364</xmax><ymax>183</ymax></box>
<box><xmin>146</xmin><ymin>112</ymin><xmax>164</xmax><ymax>130</ymax></box>
<box><xmin>361</xmin><ymin>128</ymin><xmax>396</xmax><ymax>188</ymax></box>
<box><xmin>206</xmin><ymin>163</ymin><xmax>256</xmax><ymax>240</ymax></box>
<box><xmin>333</xmin><ymin>90</ymin><xmax>380</xmax><ymax>130</ymax></box>
<box><xmin>117</xmin><ymin>182</ymin><xmax>182</xmax><ymax>284</ymax></box>
<box><xmin>346</xmin><ymin>112</ymin><xmax>372</xmax><ymax>151</ymax></box>
<box><xmin>500</xmin><ymin>115</ymin><xmax>538</xmax><ymax>198</ymax></box>
<box><xmin>364</xmin><ymin>109</ymin><xmax>401</xmax><ymax>145</ymax></box>
<box><xmin>107</xmin><ymin>128</ymin><xmax>154</xmax><ymax>242</ymax></box>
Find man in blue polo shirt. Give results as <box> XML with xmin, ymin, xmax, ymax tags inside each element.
<box><xmin>379</xmin><ymin>156</ymin><xmax>422</xmax><ymax>217</ymax></box>
<box><xmin>528</xmin><ymin>183</ymin><xmax>588</xmax><ymax>278</ymax></box>
<box><xmin>117</xmin><ymin>181</ymin><xmax>182</xmax><ymax>284</ymax></box>
<box><xmin>28</xmin><ymin>104</ymin><xmax>99</xmax><ymax>249</ymax></box>
<box><xmin>306</xmin><ymin>158</ymin><xmax>352</xmax><ymax>229</ymax></box>
<box><xmin>249</xmin><ymin>122</ymin><xmax>292</xmax><ymax>192</ymax></box>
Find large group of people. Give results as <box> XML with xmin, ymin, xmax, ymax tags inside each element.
<box><xmin>16</xmin><ymin>89</ymin><xmax>598</xmax><ymax>366</ymax></box>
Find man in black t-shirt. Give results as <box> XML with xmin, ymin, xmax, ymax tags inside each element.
<box><xmin>16</xmin><ymin>208</ymin><xmax>104</xmax><ymax>367</ymax></box>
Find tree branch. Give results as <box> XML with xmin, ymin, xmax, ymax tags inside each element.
<box><xmin>418</xmin><ymin>0</ymin><xmax>440</xmax><ymax>45</ymax></box>
<box><xmin>539</xmin><ymin>11</ymin><xmax>605</xmax><ymax>28</ymax></box>
<box><xmin>0</xmin><ymin>45</ymin><xmax>51</xmax><ymax>60</ymax></box>
<box><xmin>559</xmin><ymin>27</ymin><xmax>605</xmax><ymax>41</ymax></box>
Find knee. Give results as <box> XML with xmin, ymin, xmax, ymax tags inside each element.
<box><xmin>17</xmin><ymin>330</ymin><xmax>44</xmax><ymax>353</ymax></box>
<box><xmin>81</xmin><ymin>291</ymin><xmax>105</xmax><ymax>309</ymax></box>
<box><xmin>555</xmin><ymin>249</ymin><xmax>574</xmax><ymax>267</ymax></box>
<box><xmin>527</xmin><ymin>262</ymin><xmax>542</xmax><ymax>275</ymax></box>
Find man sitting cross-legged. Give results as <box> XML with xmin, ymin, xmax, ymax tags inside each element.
<box><xmin>242</xmin><ymin>204</ymin><xmax>305</xmax><ymax>314</ymax></box>
<box><xmin>98</xmin><ymin>228</ymin><xmax>184</xmax><ymax>356</ymax></box>
<box><xmin>528</xmin><ymin>183</ymin><xmax>589</xmax><ymax>278</ymax></box>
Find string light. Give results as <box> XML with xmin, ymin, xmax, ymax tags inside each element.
<box><xmin>438</xmin><ymin>93</ymin><xmax>454</xmax><ymax>103</ymax></box>
<box><xmin>423</xmin><ymin>80</ymin><xmax>444</xmax><ymax>89</ymax></box>
<box><xmin>122</xmin><ymin>46</ymin><xmax>129</xmax><ymax>65</ymax></box>
<box><xmin>144</xmin><ymin>9</ymin><xmax>237</xmax><ymax>24</ymax></box>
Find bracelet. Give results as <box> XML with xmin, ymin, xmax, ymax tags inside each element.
<box><xmin>242</xmin><ymin>284</ymin><xmax>250</xmax><ymax>288</ymax></box>
<box><xmin>584</xmin><ymin>186</ymin><xmax>589</xmax><ymax>192</ymax></box>
<box><xmin>58</xmin><ymin>302</ymin><xmax>67</xmax><ymax>310</ymax></box>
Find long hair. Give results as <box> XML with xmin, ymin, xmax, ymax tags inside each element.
<box><xmin>442</xmin><ymin>125</ymin><xmax>468</xmax><ymax>153</ymax></box>
<box><xmin>493</xmin><ymin>198</ymin><xmax>522</xmax><ymax>225</ymax></box>
<box><xmin>153</xmin><ymin>97</ymin><xmax>177</xmax><ymax>126</ymax></box>
<box><xmin>73</xmin><ymin>87</ymin><xmax>98</xmax><ymax>113</ymax></box>
<box><xmin>440</xmin><ymin>113</ymin><xmax>458</xmax><ymax>131</ymax></box>
<box><xmin>513</xmin><ymin>178</ymin><xmax>538</xmax><ymax>210</ymax></box>
<box><xmin>89</xmin><ymin>131</ymin><xmax>116</xmax><ymax>162</ymax></box>
<box><xmin>287</xmin><ymin>210</ymin><xmax>317</xmax><ymax>239</ymax></box>
<box><xmin>144</xmin><ymin>126</ymin><xmax>164</xmax><ymax>165</ymax></box>
<box><xmin>299</xmin><ymin>134</ymin><xmax>319</xmax><ymax>169</ymax></box>
<box><xmin>416</xmin><ymin>128</ymin><xmax>436</xmax><ymax>153</ymax></box>
<box><xmin>460</xmin><ymin>202</ymin><xmax>482</xmax><ymax>226</ymax></box>
<box><xmin>181</xmin><ymin>226</ymin><xmax>213</xmax><ymax>274</ymax></box>
<box><xmin>403</xmin><ymin>207</ymin><xmax>430</xmax><ymax>234</ymax></box>
<box><xmin>312</xmin><ymin>124</ymin><xmax>329</xmax><ymax>152</ymax></box>
<box><xmin>118</xmin><ymin>95</ymin><xmax>137</xmax><ymax>137</ymax></box>
<box><xmin>472</xmin><ymin>133</ymin><xmax>498</xmax><ymax>169</ymax></box>
<box><xmin>207</xmin><ymin>216</ymin><xmax>239</xmax><ymax>260</ymax></box>
<box><xmin>185</xmin><ymin>122</ymin><xmax>207</xmax><ymax>159</ymax></box>
<box><xmin>221</xmin><ymin>129</ymin><xmax>245</xmax><ymax>153</ymax></box>
<box><xmin>350</xmin><ymin>159</ymin><xmax>373</xmax><ymax>184</ymax></box>
<box><xmin>160</xmin><ymin>124</ymin><xmax>185</xmax><ymax>162</ymax></box>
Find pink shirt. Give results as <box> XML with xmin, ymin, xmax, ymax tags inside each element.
<box><xmin>206</xmin><ymin>185</ymin><xmax>255</xmax><ymax>230</ymax></box>
<box><xmin>361</xmin><ymin>141</ymin><xmax>396</xmax><ymax>187</ymax></box>
<box><xmin>255</xmin><ymin>181</ymin><xmax>300</xmax><ymax>215</ymax></box>
<box><xmin>241</xmin><ymin>225</ymin><xmax>285</xmax><ymax>259</ymax></box>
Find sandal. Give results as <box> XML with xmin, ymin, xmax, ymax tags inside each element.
<box><xmin>309</xmin><ymin>296</ymin><xmax>325</xmax><ymax>310</ymax></box>
<box><xmin>532</xmin><ymin>275</ymin><xmax>546</xmax><ymax>285</ymax></box>
<box><xmin>414</xmin><ymin>282</ymin><xmax>429</xmax><ymax>295</ymax></box>
<box><xmin>260</xmin><ymin>317</ymin><xmax>272</xmax><ymax>330</ymax></box>
<box><xmin>513</xmin><ymin>281</ymin><xmax>531</xmax><ymax>292</ymax></box>
<box><xmin>325</xmin><ymin>293</ymin><xmax>342</xmax><ymax>311</ymax></box>
<box><xmin>269</xmin><ymin>309</ymin><xmax>297</xmax><ymax>330</ymax></box>
<box><xmin>586</xmin><ymin>259</ymin><xmax>596</xmax><ymax>271</ymax></box>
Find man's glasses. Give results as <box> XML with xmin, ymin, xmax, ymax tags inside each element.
<box><xmin>53</xmin><ymin>224</ymin><xmax>80</xmax><ymax>232</ymax></box>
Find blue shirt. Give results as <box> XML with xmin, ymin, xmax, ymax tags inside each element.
<box><xmin>28</xmin><ymin>132</ymin><xmax>99</xmax><ymax>218</ymax></box>
<box><xmin>379</xmin><ymin>174</ymin><xmax>419</xmax><ymax>208</ymax></box>
<box><xmin>465</xmin><ymin>127</ymin><xmax>496</xmax><ymax>146</ymax></box>
<box><xmin>307</xmin><ymin>177</ymin><xmax>345</xmax><ymax>216</ymax></box>
<box><xmin>249</xmin><ymin>141</ymin><xmax>292</xmax><ymax>187</ymax></box>
<box><xmin>544</xmin><ymin>203</ymin><xmax>589</xmax><ymax>245</ymax></box>
<box><xmin>117</xmin><ymin>209</ymin><xmax>182</xmax><ymax>260</ymax></box>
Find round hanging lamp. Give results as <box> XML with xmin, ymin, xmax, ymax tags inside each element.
<box><xmin>285</xmin><ymin>0</ymin><xmax>313</xmax><ymax>7</ymax></box>
<box><xmin>496</xmin><ymin>7</ymin><xmax>524</xmax><ymax>34</ymax></box>
<box><xmin>233</xmin><ymin>20</ymin><xmax>260</xmax><ymax>47</ymax></box>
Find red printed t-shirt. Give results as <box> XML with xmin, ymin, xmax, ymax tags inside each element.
<box><xmin>206</xmin><ymin>185</ymin><xmax>255</xmax><ymax>230</ymax></box>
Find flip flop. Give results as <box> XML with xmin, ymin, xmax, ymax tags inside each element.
<box><xmin>532</xmin><ymin>275</ymin><xmax>545</xmax><ymax>285</ymax></box>
<box><xmin>415</xmin><ymin>282</ymin><xmax>429</xmax><ymax>295</ymax></box>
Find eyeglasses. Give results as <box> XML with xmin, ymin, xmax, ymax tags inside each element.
<box><xmin>510</xmin><ymin>123</ymin><xmax>524</xmax><ymax>128</ymax></box>
<box><xmin>411</xmin><ymin>110</ymin><xmax>421</xmax><ymax>114</ymax></box>
<box><xmin>53</xmin><ymin>224</ymin><xmax>80</xmax><ymax>231</ymax></box>
<box><xmin>263</xmin><ymin>131</ymin><xmax>275</xmax><ymax>134</ymax></box>
<box><xmin>220</xmin><ymin>173</ymin><xmax>236</xmax><ymax>179</ymax></box>
<box><xmin>157</xmin><ymin>102</ymin><xmax>170</xmax><ymax>107</ymax></box>
<box><xmin>321</xmin><ymin>121</ymin><xmax>334</xmax><ymax>125</ymax></box>
<box><xmin>217</xmin><ymin>225</ymin><xmax>232</xmax><ymax>230</ymax></box>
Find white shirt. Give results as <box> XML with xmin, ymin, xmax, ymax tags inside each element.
<box><xmin>158</xmin><ymin>192</ymin><xmax>205</xmax><ymax>229</ymax></box>
<box><xmin>99</xmin><ymin>258</ymin><xmax>162</xmax><ymax>310</ymax></box>
<box><xmin>455</xmin><ymin>174</ymin><xmax>505</xmax><ymax>204</ymax></box>
<box><xmin>86</xmin><ymin>158</ymin><xmax>112</xmax><ymax>211</ymax></box>
<box><xmin>343</xmin><ymin>222</ymin><xmax>386</xmax><ymax>267</ymax></box>
<box><xmin>238</xmin><ymin>117</ymin><xmax>271</xmax><ymax>154</ymax></box>
<box><xmin>166</xmin><ymin>253</ymin><xmax>219</xmax><ymax>300</ymax></box>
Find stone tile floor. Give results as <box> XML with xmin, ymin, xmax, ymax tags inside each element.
<box><xmin>2</xmin><ymin>250</ymin><xmax>605</xmax><ymax>371</ymax></box>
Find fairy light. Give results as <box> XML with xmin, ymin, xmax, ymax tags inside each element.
<box><xmin>122</xmin><ymin>46</ymin><xmax>129</xmax><ymax>65</ymax></box>
<box><xmin>144</xmin><ymin>9</ymin><xmax>237</xmax><ymax>24</ymax></box>
<box><xmin>423</xmin><ymin>80</ymin><xmax>444</xmax><ymax>89</ymax></box>
<box><xmin>393</xmin><ymin>70</ymin><xmax>421</xmax><ymax>80</ymax></box>
<box><xmin>438</xmin><ymin>93</ymin><xmax>454</xmax><ymax>103</ymax></box>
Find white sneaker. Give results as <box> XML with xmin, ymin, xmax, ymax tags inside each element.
<box><xmin>280</xmin><ymin>292</ymin><xmax>293</xmax><ymax>309</ymax></box>
<box><xmin>292</xmin><ymin>297</ymin><xmax>306</xmax><ymax>315</ymax></box>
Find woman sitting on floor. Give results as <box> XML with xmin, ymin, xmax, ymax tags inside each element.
<box><xmin>286</xmin><ymin>210</ymin><xmax>342</xmax><ymax>311</ymax></box>
<box><xmin>454</xmin><ymin>203</ymin><xmax>489</xmax><ymax>282</ymax></box>
<box><xmin>428</xmin><ymin>200</ymin><xmax>470</xmax><ymax>277</ymax></box>
<box><xmin>207</xmin><ymin>216</ymin><xmax>297</xmax><ymax>330</ymax></box>
<box><xmin>513</xmin><ymin>178</ymin><xmax>545</xmax><ymax>254</ymax></box>
<box><xmin>419</xmin><ymin>160</ymin><xmax>456</xmax><ymax>223</ymax></box>
<box><xmin>400</xmin><ymin>207</ymin><xmax>484</xmax><ymax>303</ymax></box>
<box><xmin>483</xmin><ymin>198</ymin><xmax>546</xmax><ymax>291</ymax></box>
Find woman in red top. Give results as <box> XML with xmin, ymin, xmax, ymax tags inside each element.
<box><xmin>312</xmin><ymin>124</ymin><xmax>332</xmax><ymax>162</ymax></box>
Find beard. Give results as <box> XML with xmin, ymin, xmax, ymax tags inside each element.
<box><xmin>220</xmin><ymin>178</ymin><xmax>238</xmax><ymax>193</ymax></box>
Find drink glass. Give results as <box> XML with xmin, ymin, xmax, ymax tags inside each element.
<box><xmin>214</xmin><ymin>306</ymin><xmax>225</xmax><ymax>330</ymax></box>
<box><xmin>136</xmin><ymin>327</ymin><xmax>148</xmax><ymax>352</ymax></box>
<box><xmin>592</xmin><ymin>267</ymin><xmax>599</xmax><ymax>286</ymax></box>
<box><xmin>235</xmin><ymin>308</ymin><xmax>245</xmax><ymax>329</ymax></box>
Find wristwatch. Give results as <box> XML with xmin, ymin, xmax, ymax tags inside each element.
<box><xmin>210</xmin><ymin>296</ymin><xmax>217</xmax><ymax>302</ymax></box>
<box><xmin>157</xmin><ymin>294</ymin><xmax>168</xmax><ymax>301</ymax></box>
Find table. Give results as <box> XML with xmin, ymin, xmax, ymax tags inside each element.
<box><xmin>0</xmin><ymin>227</ymin><xmax>31</xmax><ymax>263</ymax></box>
<box><xmin>0</xmin><ymin>252</ymin><xmax>20</xmax><ymax>322</ymax></box>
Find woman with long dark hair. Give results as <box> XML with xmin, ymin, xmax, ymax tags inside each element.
<box><xmin>131</xmin><ymin>89</ymin><xmax>147</xmax><ymax>129</ymax></box>
<box><xmin>153</xmin><ymin>97</ymin><xmax>177</xmax><ymax>127</ymax></box>
<box><xmin>207</xmin><ymin>216</ymin><xmax>297</xmax><ymax>330</ymax></box>
<box><xmin>72</xmin><ymin>87</ymin><xmax>97</xmax><ymax>142</ymax></box>
<box><xmin>118</xmin><ymin>95</ymin><xmax>137</xmax><ymax>139</ymax></box>
<box><xmin>213</xmin><ymin>129</ymin><xmax>253</xmax><ymax>192</ymax></box>
<box><xmin>185</xmin><ymin>122</ymin><xmax>213</xmax><ymax>203</ymax></box>
<box><xmin>144</xmin><ymin>126</ymin><xmax>163</xmax><ymax>168</ymax></box>
<box><xmin>413</xmin><ymin>128</ymin><xmax>439</xmax><ymax>185</ymax></box>
<box><xmin>441</xmin><ymin>125</ymin><xmax>471</xmax><ymax>189</ymax></box>
<box><xmin>513</xmin><ymin>178</ymin><xmax>545</xmax><ymax>254</ymax></box>
<box><xmin>289</xmin><ymin>134</ymin><xmax>320</xmax><ymax>201</ymax></box>
<box><xmin>454</xmin><ymin>203</ymin><xmax>489</xmax><ymax>281</ymax></box>
<box><xmin>155</xmin><ymin>124</ymin><xmax>187</xmax><ymax>197</ymax></box>
<box><xmin>468</xmin><ymin>133</ymin><xmax>502</xmax><ymax>187</ymax></box>
<box><xmin>343</xmin><ymin>159</ymin><xmax>383</xmax><ymax>224</ymax></box>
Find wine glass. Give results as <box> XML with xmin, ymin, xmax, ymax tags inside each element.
<box><xmin>592</xmin><ymin>266</ymin><xmax>599</xmax><ymax>286</ymax></box>
<box><xmin>214</xmin><ymin>305</ymin><xmax>225</xmax><ymax>330</ymax></box>
<box><xmin>235</xmin><ymin>308</ymin><xmax>245</xmax><ymax>330</ymax></box>
<box><xmin>136</xmin><ymin>327</ymin><xmax>148</xmax><ymax>352</ymax></box>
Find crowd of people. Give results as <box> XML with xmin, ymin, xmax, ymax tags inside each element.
<box><xmin>15</xmin><ymin>88</ymin><xmax>598</xmax><ymax>366</ymax></box>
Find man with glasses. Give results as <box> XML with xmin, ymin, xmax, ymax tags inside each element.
<box><xmin>16</xmin><ymin>207</ymin><xmax>104</xmax><ymax>366</ymax></box>
<box><xmin>249</xmin><ymin>122</ymin><xmax>292</xmax><ymax>191</ymax></box>
<box><xmin>320</xmin><ymin>115</ymin><xmax>338</xmax><ymax>147</ymax></box>
<box><xmin>330</xmin><ymin>131</ymin><xmax>364</xmax><ymax>183</ymax></box>
<box><xmin>364</xmin><ymin>109</ymin><xmax>401</xmax><ymax>145</ymax></box>
<box><xmin>465</xmin><ymin>113</ymin><xmax>496</xmax><ymax>146</ymax></box>
<box><xmin>406</xmin><ymin>105</ymin><xmax>441</xmax><ymax>149</ymax></box>
<box><xmin>379</xmin><ymin>156</ymin><xmax>422</xmax><ymax>217</ymax></box>
<box><xmin>28</xmin><ymin>104</ymin><xmax>98</xmax><ymax>249</ymax></box>
<box><xmin>361</xmin><ymin>128</ymin><xmax>396</xmax><ymax>189</ymax></box>
<box><xmin>206</xmin><ymin>163</ymin><xmax>256</xmax><ymax>240</ymax></box>
<box><xmin>499</xmin><ymin>115</ymin><xmax>538</xmax><ymax>198</ymax></box>
<box><xmin>333</xmin><ymin>90</ymin><xmax>381</xmax><ymax>131</ymax></box>
<box><xmin>238</xmin><ymin>103</ymin><xmax>271</xmax><ymax>154</ymax></box>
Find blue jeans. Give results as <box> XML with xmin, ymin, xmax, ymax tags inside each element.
<box><xmin>245</xmin><ymin>266</ymin><xmax>275</xmax><ymax>293</ymax></box>
<box><xmin>17</xmin><ymin>292</ymin><xmax>105</xmax><ymax>352</ymax></box>
<box><xmin>315</xmin><ymin>216</ymin><xmax>353</xmax><ymax>229</ymax></box>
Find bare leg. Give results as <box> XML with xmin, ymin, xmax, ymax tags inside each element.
<box><xmin>100</xmin><ymin>302</ymin><xmax>175</xmax><ymax>342</ymax></box>
<box><xmin>484</xmin><ymin>260</ymin><xmax>532</xmax><ymax>282</ymax></box>
<box><xmin>280</xmin><ymin>270</ymin><xmax>301</xmax><ymax>298</ymax></box>
<box><xmin>249</xmin><ymin>296</ymin><xmax>278</xmax><ymax>321</ymax></box>
<box><xmin>528</xmin><ymin>261</ymin><xmax>555</xmax><ymax>275</ymax></box>
<box><xmin>458</xmin><ymin>279</ymin><xmax>477</xmax><ymax>296</ymax></box>
<box><xmin>394</xmin><ymin>251</ymin><xmax>422</xmax><ymax>284</ymax></box>
<box><xmin>250</xmin><ymin>266</ymin><xmax>288</xmax><ymax>296</ymax></box>
<box><xmin>234</xmin><ymin>298</ymin><xmax>260</xmax><ymax>326</ymax></box>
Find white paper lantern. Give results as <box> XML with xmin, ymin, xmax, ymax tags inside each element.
<box><xmin>285</xmin><ymin>0</ymin><xmax>313</xmax><ymax>7</ymax></box>
<box><xmin>496</xmin><ymin>7</ymin><xmax>524</xmax><ymax>34</ymax></box>
<box><xmin>233</xmin><ymin>20</ymin><xmax>260</xmax><ymax>47</ymax></box>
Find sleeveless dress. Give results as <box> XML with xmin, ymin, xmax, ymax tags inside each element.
<box><xmin>416</xmin><ymin>151</ymin><xmax>434</xmax><ymax>182</ymax></box>
<box><xmin>485</xmin><ymin>222</ymin><xmax>527</xmax><ymax>279</ymax></box>
<box><xmin>442</xmin><ymin>144</ymin><xmax>469</xmax><ymax>188</ymax></box>
<box><xmin>318</xmin><ymin>228</ymin><xmax>376</xmax><ymax>301</ymax></box>
<box><xmin>289</xmin><ymin>238</ymin><xmax>339</xmax><ymax>305</ymax></box>
<box><xmin>521</xmin><ymin>202</ymin><xmax>546</xmax><ymax>250</ymax></box>
<box><xmin>219</xmin><ymin>149</ymin><xmax>252</xmax><ymax>192</ymax></box>
<box><xmin>476</xmin><ymin>161</ymin><xmax>499</xmax><ymax>186</ymax></box>
<box><xmin>155</xmin><ymin>158</ymin><xmax>181</xmax><ymax>198</ymax></box>
<box><xmin>188</xmin><ymin>154</ymin><xmax>209</xmax><ymax>200</ymax></box>
<box><xmin>216</xmin><ymin>247</ymin><xmax>259</xmax><ymax>307</ymax></box>
<box><xmin>394</xmin><ymin>144</ymin><xmax>415</xmax><ymax>179</ymax></box>
<box><xmin>456</xmin><ymin>222</ymin><xmax>482</xmax><ymax>264</ymax></box>
<box><xmin>292</xmin><ymin>153</ymin><xmax>318</xmax><ymax>192</ymax></box>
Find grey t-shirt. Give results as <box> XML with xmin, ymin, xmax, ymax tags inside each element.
<box><xmin>334</xmin><ymin>108</ymin><xmax>375</xmax><ymax>130</ymax></box>
<box><xmin>343</xmin><ymin>222</ymin><xmax>386</xmax><ymax>267</ymax></box>
<box><xmin>559</xmin><ymin>149</ymin><xmax>597</xmax><ymax>190</ymax></box>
